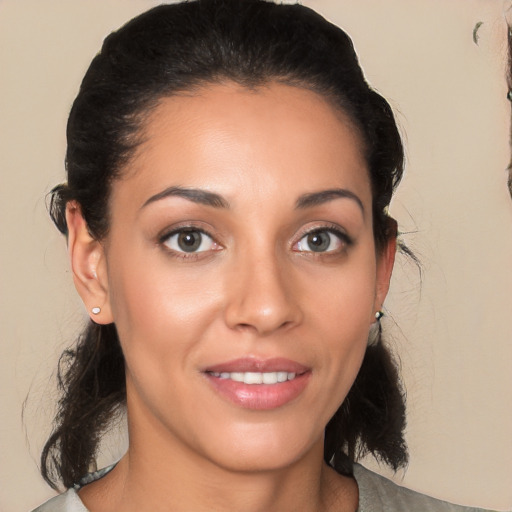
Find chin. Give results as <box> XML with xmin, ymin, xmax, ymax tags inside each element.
<box><xmin>196</xmin><ymin>420</ymin><xmax>323</xmax><ymax>474</ymax></box>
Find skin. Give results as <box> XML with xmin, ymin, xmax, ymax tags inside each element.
<box><xmin>67</xmin><ymin>82</ymin><xmax>396</xmax><ymax>512</ymax></box>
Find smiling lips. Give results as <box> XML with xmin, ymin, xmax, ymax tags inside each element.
<box><xmin>208</xmin><ymin>371</ymin><xmax>297</xmax><ymax>384</ymax></box>
<box><xmin>204</xmin><ymin>358</ymin><xmax>311</xmax><ymax>410</ymax></box>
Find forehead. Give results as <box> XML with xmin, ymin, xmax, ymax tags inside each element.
<box><xmin>114</xmin><ymin>82</ymin><xmax>371</xmax><ymax>211</ymax></box>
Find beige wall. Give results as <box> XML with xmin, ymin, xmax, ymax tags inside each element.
<box><xmin>1</xmin><ymin>1</ymin><xmax>511</xmax><ymax>510</ymax></box>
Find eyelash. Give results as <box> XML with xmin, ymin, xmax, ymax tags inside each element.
<box><xmin>157</xmin><ymin>223</ymin><xmax>353</xmax><ymax>260</ymax></box>
<box><xmin>158</xmin><ymin>225</ymin><xmax>220</xmax><ymax>260</ymax></box>
<box><xmin>293</xmin><ymin>224</ymin><xmax>353</xmax><ymax>255</ymax></box>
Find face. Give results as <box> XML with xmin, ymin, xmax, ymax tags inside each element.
<box><xmin>73</xmin><ymin>82</ymin><xmax>395</xmax><ymax>474</ymax></box>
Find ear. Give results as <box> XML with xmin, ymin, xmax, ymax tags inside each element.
<box><xmin>66</xmin><ymin>201</ymin><xmax>113</xmax><ymax>324</ymax></box>
<box><xmin>373</xmin><ymin>218</ymin><xmax>397</xmax><ymax>316</ymax></box>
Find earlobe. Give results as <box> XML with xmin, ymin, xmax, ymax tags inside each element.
<box><xmin>66</xmin><ymin>202</ymin><xmax>113</xmax><ymax>324</ymax></box>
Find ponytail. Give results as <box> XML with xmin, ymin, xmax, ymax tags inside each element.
<box><xmin>41</xmin><ymin>323</ymin><xmax>125</xmax><ymax>490</ymax></box>
<box><xmin>324</xmin><ymin>336</ymin><xmax>408</xmax><ymax>475</ymax></box>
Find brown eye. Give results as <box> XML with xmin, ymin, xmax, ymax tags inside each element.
<box><xmin>177</xmin><ymin>231</ymin><xmax>202</xmax><ymax>252</ymax></box>
<box><xmin>305</xmin><ymin>232</ymin><xmax>331</xmax><ymax>252</ymax></box>
<box><xmin>294</xmin><ymin>228</ymin><xmax>348</xmax><ymax>253</ymax></box>
<box><xmin>163</xmin><ymin>229</ymin><xmax>216</xmax><ymax>253</ymax></box>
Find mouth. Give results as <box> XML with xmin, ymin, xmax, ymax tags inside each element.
<box><xmin>203</xmin><ymin>358</ymin><xmax>311</xmax><ymax>410</ymax></box>
<box><xmin>206</xmin><ymin>371</ymin><xmax>298</xmax><ymax>385</ymax></box>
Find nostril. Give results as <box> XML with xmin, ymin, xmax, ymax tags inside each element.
<box><xmin>229</xmin><ymin>316</ymin><xmax>298</xmax><ymax>336</ymax></box>
<box><xmin>236</xmin><ymin>323</ymin><xmax>253</xmax><ymax>331</ymax></box>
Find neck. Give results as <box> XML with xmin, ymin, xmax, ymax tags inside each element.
<box><xmin>120</xmin><ymin>447</ymin><xmax>344</xmax><ymax>512</ymax></box>
<box><xmin>79</xmin><ymin>399</ymin><xmax>358</xmax><ymax>512</ymax></box>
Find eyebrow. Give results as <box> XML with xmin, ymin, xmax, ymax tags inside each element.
<box><xmin>141</xmin><ymin>186</ymin><xmax>230</xmax><ymax>209</ymax></box>
<box><xmin>141</xmin><ymin>185</ymin><xmax>364</xmax><ymax>215</ymax></box>
<box><xmin>295</xmin><ymin>188</ymin><xmax>365</xmax><ymax>215</ymax></box>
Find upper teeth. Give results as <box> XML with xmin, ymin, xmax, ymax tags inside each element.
<box><xmin>209</xmin><ymin>371</ymin><xmax>296</xmax><ymax>384</ymax></box>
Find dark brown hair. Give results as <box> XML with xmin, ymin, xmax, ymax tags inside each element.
<box><xmin>43</xmin><ymin>0</ymin><xmax>407</xmax><ymax>490</ymax></box>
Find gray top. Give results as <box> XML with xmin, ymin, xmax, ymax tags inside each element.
<box><xmin>32</xmin><ymin>464</ymin><xmax>495</xmax><ymax>512</ymax></box>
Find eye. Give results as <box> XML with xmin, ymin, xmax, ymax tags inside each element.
<box><xmin>162</xmin><ymin>229</ymin><xmax>217</xmax><ymax>254</ymax></box>
<box><xmin>294</xmin><ymin>228</ymin><xmax>348</xmax><ymax>253</ymax></box>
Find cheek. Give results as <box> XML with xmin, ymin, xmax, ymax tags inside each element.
<box><xmin>106</xmin><ymin>249</ymin><xmax>222</xmax><ymax>372</ymax></box>
<box><xmin>307</xmin><ymin>257</ymin><xmax>377</xmax><ymax>334</ymax></box>
<box><xmin>303</xmin><ymin>253</ymin><xmax>376</xmax><ymax>389</ymax></box>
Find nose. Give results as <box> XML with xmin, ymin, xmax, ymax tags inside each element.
<box><xmin>223</xmin><ymin>251</ymin><xmax>303</xmax><ymax>336</ymax></box>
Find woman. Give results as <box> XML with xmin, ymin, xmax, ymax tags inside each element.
<box><xmin>32</xmin><ymin>1</ymin><xmax>492</xmax><ymax>510</ymax></box>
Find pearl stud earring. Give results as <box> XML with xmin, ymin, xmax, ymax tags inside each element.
<box><xmin>91</xmin><ymin>307</ymin><xmax>101</xmax><ymax>315</ymax></box>
<box><xmin>368</xmin><ymin>311</ymin><xmax>384</xmax><ymax>346</ymax></box>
